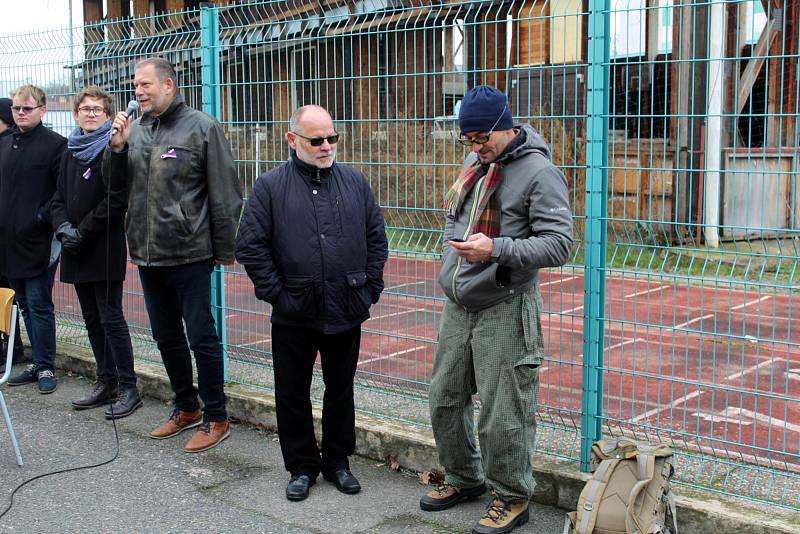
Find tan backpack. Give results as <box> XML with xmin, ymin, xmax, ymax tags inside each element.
<box><xmin>563</xmin><ymin>438</ymin><xmax>677</xmax><ymax>534</ymax></box>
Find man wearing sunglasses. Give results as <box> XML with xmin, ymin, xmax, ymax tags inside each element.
<box><xmin>420</xmin><ymin>86</ymin><xmax>572</xmax><ymax>534</ymax></box>
<box><xmin>236</xmin><ymin>105</ymin><xmax>388</xmax><ymax>502</ymax></box>
<box><xmin>0</xmin><ymin>85</ymin><xmax>67</xmax><ymax>394</ymax></box>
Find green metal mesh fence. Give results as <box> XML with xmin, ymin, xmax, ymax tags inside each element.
<box><xmin>1</xmin><ymin>0</ymin><xmax>797</xmax><ymax>510</ymax></box>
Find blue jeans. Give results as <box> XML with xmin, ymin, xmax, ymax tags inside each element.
<box><xmin>138</xmin><ymin>260</ymin><xmax>226</xmax><ymax>422</ymax></box>
<box><xmin>7</xmin><ymin>262</ymin><xmax>58</xmax><ymax>371</ymax></box>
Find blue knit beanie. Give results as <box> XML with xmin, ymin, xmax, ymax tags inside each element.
<box><xmin>458</xmin><ymin>85</ymin><xmax>513</xmax><ymax>134</ymax></box>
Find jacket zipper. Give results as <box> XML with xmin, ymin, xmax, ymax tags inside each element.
<box><xmin>145</xmin><ymin>118</ymin><xmax>160</xmax><ymax>265</ymax></box>
<box><xmin>449</xmin><ymin>175</ymin><xmax>485</xmax><ymax>308</ymax></box>
<box><xmin>315</xmin><ymin>168</ymin><xmax>327</xmax><ymax>326</ymax></box>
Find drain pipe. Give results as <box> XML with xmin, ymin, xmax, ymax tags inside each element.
<box><xmin>703</xmin><ymin>1</ymin><xmax>725</xmax><ymax>248</ymax></box>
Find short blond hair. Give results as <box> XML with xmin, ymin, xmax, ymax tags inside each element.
<box><xmin>11</xmin><ymin>84</ymin><xmax>46</xmax><ymax>107</ymax></box>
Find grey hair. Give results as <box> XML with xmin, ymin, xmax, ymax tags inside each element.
<box><xmin>289</xmin><ymin>105</ymin><xmax>329</xmax><ymax>133</ymax></box>
<box><xmin>135</xmin><ymin>57</ymin><xmax>178</xmax><ymax>85</ymax></box>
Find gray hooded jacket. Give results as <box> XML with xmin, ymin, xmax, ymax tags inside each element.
<box><xmin>439</xmin><ymin>124</ymin><xmax>573</xmax><ymax>311</ymax></box>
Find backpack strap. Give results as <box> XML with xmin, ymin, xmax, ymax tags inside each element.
<box><xmin>625</xmin><ymin>452</ymin><xmax>657</xmax><ymax>534</ymax></box>
<box><xmin>563</xmin><ymin>511</ymin><xmax>577</xmax><ymax>534</ymax></box>
<box><xmin>665</xmin><ymin>488</ymin><xmax>678</xmax><ymax>534</ymax></box>
<box><xmin>574</xmin><ymin>458</ymin><xmax>620</xmax><ymax>533</ymax></box>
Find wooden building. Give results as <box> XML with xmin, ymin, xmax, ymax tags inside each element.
<box><xmin>79</xmin><ymin>0</ymin><xmax>799</xmax><ymax>245</ymax></box>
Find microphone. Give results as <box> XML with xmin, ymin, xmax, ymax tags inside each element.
<box><xmin>111</xmin><ymin>100</ymin><xmax>140</xmax><ymax>136</ymax></box>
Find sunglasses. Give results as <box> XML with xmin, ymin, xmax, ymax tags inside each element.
<box><xmin>292</xmin><ymin>132</ymin><xmax>339</xmax><ymax>147</ymax></box>
<box><xmin>11</xmin><ymin>105</ymin><xmax>43</xmax><ymax>115</ymax></box>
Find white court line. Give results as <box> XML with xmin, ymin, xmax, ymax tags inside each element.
<box><xmin>724</xmin><ymin>357</ymin><xmax>779</xmax><ymax>381</ymax></box>
<box><xmin>540</xmin><ymin>275</ymin><xmax>579</xmax><ymax>288</ymax></box>
<box><xmin>673</xmin><ymin>295</ymin><xmax>772</xmax><ymax>329</ymax></box>
<box><xmin>368</xmin><ymin>307</ymin><xmax>426</xmax><ymax>321</ymax></box>
<box><xmin>725</xmin><ymin>407</ymin><xmax>800</xmax><ymax>434</ymax></box>
<box><xmin>629</xmin><ymin>358</ymin><xmax>782</xmax><ymax>423</ymax></box>
<box><xmin>629</xmin><ymin>391</ymin><xmax>704</xmax><ymax>423</ymax></box>
<box><xmin>359</xmin><ymin>345</ymin><xmax>425</xmax><ymax>366</ymax></box>
<box><xmin>673</xmin><ymin>313</ymin><xmax>714</xmax><ymax>330</ymax></box>
<box><xmin>731</xmin><ymin>295</ymin><xmax>771</xmax><ymax>310</ymax></box>
<box><xmin>560</xmin><ymin>284</ymin><xmax>670</xmax><ymax>315</ymax></box>
<box><xmin>239</xmin><ymin>337</ymin><xmax>270</xmax><ymax>348</ymax></box>
<box><xmin>385</xmin><ymin>281</ymin><xmax>426</xmax><ymax>292</ymax></box>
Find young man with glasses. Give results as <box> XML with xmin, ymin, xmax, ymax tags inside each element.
<box><xmin>107</xmin><ymin>57</ymin><xmax>242</xmax><ymax>453</ymax></box>
<box><xmin>420</xmin><ymin>86</ymin><xmax>573</xmax><ymax>534</ymax></box>
<box><xmin>0</xmin><ymin>85</ymin><xmax>67</xmax><ymax>394</ymax></box>
<box><xmin>51</xmin><ymin>86</ymin><xmax>141</xmax><ymax>419</ymax></box>
<box><xmin>235</xmin><ymin>105</ymin><xmax>388</xmax><ymax>502</ymax></box>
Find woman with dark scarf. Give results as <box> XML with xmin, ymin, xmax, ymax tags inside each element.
<box><xmin>50</xmin><ymin>86</ymin><xmax>142</xmax><ymax>419</ymax></box>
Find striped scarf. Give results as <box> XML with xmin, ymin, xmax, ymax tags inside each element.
<box><xmin>443</xmin><ymin>159</ymin><xmax>504</xmax><ymax>238</ymax></box>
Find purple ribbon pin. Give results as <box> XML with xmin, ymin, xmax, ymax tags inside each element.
<box><xmin>82</xmin><ymin>168</ymin><xmax>92</xmax><ymax>180</ymax></box>
<box><xmin>160</xmin><ymin>147</ymin><xmax>177</xmax><ymax>159</ymax></box>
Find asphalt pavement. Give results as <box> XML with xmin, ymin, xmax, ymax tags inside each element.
<box><xmin>0</xmin><ymin>366</ymin><xmax>566</xmax><ymax>533</ymax></box>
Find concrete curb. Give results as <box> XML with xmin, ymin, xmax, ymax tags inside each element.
<box><xmin>56</xmin><ymin>347</ymin><xmax>798</xmax><ymax>534</ymax></box>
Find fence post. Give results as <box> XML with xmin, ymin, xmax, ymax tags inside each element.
<box><xmin>581</xmin><ymin>0</ymin><xmax>610</xmax><ymax>471</ymax></box>
<box><xmin>200</xmin><ymin>3</ymin><xmax>228</xmax><ymax>380</ymax></box>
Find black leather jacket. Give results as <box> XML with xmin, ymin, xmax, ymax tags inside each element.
<box><xmin>104</xmin><ymin>94</ymin><xmax>242</xmax><ymax>266</ymax></box>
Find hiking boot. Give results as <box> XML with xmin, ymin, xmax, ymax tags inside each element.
<box><xmin>7</xmin><ymin>364</ymin><xmax>38</xmax><ymax>386</ymax></box>
<box><xmin>184</xmin><ymin>420</ymin><xmax>230</xmax><ymax>453</ymax></box>
<box><xmin>472</xmin><ymin>497</ymin><xmax>529</xmax><ymax>534</ymax></box>
<box><xmin>72</xmin><ymin>382</ymin><xmax>118</xmax><ymax>410</ymax></box>
<box><xmin>420</xmin><ymin>482</ymin><xmax>487</xmax><ymax>511</ymax></box>
<box><xmin>149</xmin><ymin>408</ymin><xmax>202</xmax><ymax>439</ymax></box>
<box><xmin>105</xmin><ymin>388</ymin><xmax>143</xmax><ymax>420</ymax></box>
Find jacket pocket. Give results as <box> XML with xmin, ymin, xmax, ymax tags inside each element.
<box><xmin>345</xmin><ymin>270</ymin><xmax>372</xmax><ymax>316</ymax></box>
<box><xmin>275</xmin><ymin>275</ymin><xmax>317</xmax><ymax>319</ymax></box>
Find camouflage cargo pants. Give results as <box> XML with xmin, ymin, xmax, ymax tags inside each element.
<box><xmin>429</xmin><ymin>287</ymin><xmax>543</xmax><ymax>501</ymax></box>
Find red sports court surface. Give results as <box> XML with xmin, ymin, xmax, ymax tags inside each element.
<box><xmin>53</xmin><ymin>255</ymin><xmax>799</xmax><ymax>465</ymax></box>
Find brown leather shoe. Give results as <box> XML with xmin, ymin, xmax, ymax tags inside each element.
<box><xmin>184</xmin><ymin>420</ymin><xmax>231</xmax><ymax>453</ymax></box>
<box><xmin>149</xmin><ymin>408</ymin><xmax>202</xmax><ymax>440</ymax></box>
<box><xmin>472</xmin><ymin>497</ymin><xmax>529</xmax><ymax>534</ymax></box>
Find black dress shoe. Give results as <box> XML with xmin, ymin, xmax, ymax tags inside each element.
<box><xmin>72</xmin><ymin>382</ymin><xmax>118</xmax><ymax>410</ymax></box>
<box><xmin>323</xmin><ymin>469</ymin><xmax>361</xmax><ymax>495</ymax></box>
<box><xmin>286</xmin><ymin>474</ymin><xmax>315</xmax><ymax>501</ymax></box>
<box><xmin>104</xmin><ymin>388</ymin><xmax>143</xmax><ymax>420</ymax></box>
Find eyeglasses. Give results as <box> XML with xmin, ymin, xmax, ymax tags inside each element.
<box><xmin>457</xmin><ymin>105</ymin><xmax>508</xmax><ymax>146</ymax></box>
<box><xmin>11</xmin><ymin>105</ymin><xmax>42</xmax><ymax>115</ymax></box>
<box><xmin>292</xmin><ymin>132</ymin><xmax>339</xmax><ymax>147</ymax></box>
<box><xmin>77</xmin><ymin>106</ymin><xmax>107</xmax><ymax>116</ymax></box>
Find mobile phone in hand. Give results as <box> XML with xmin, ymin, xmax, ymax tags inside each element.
<box><xmin>448</xmin><ymin>238</ymin><xmax>465</xmax><ymax>242</ymax></box>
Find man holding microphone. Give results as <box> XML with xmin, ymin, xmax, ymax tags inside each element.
<box><xmin>105</xmin><ymin>57</ymin><xmax>242</xmax><ymax>453</ymax></box>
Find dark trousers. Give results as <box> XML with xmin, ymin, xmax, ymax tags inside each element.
<box><xmin>7</xmin><ymin>262</ymin><xmax>57</xmax><ymax>371</ymax></box>
<box><xmin>271</xmin><ymin>323</ymin><xmax>361</xmax><ymax>477</ymax></box>
<box><xmin>0</xmin><ymin>276</ymin><xmax>24</xmax><ymax>362</ymax></box>
<box><xmin>74</xmin><ymin>280</ymin><xmax>137</xmax><ymax>389</ymax></box>
<box><xmin>138</xmin><ymin>260</ymin><xmax>226</xmax><ymax>422</ymax></box>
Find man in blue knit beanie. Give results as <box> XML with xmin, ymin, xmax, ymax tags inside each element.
<box><xmin>420</xmin><ymin>85</ymin><xmax>573</xmax><ymax>534</ymax></box>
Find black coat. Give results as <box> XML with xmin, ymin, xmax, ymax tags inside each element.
<box><xmin>0</xmin><ymin>123</ymin><xmax>66</xmax><ymax>279</ymax></box>
<box><xmin>235</xmin><ymin>153</ymin><xmax>388</xmax><ymax>335</ymax></box>
<box><xmin>51</xmin><ymin>149</ymin><xmax>128</xmax><ymax>284</ymax></box>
